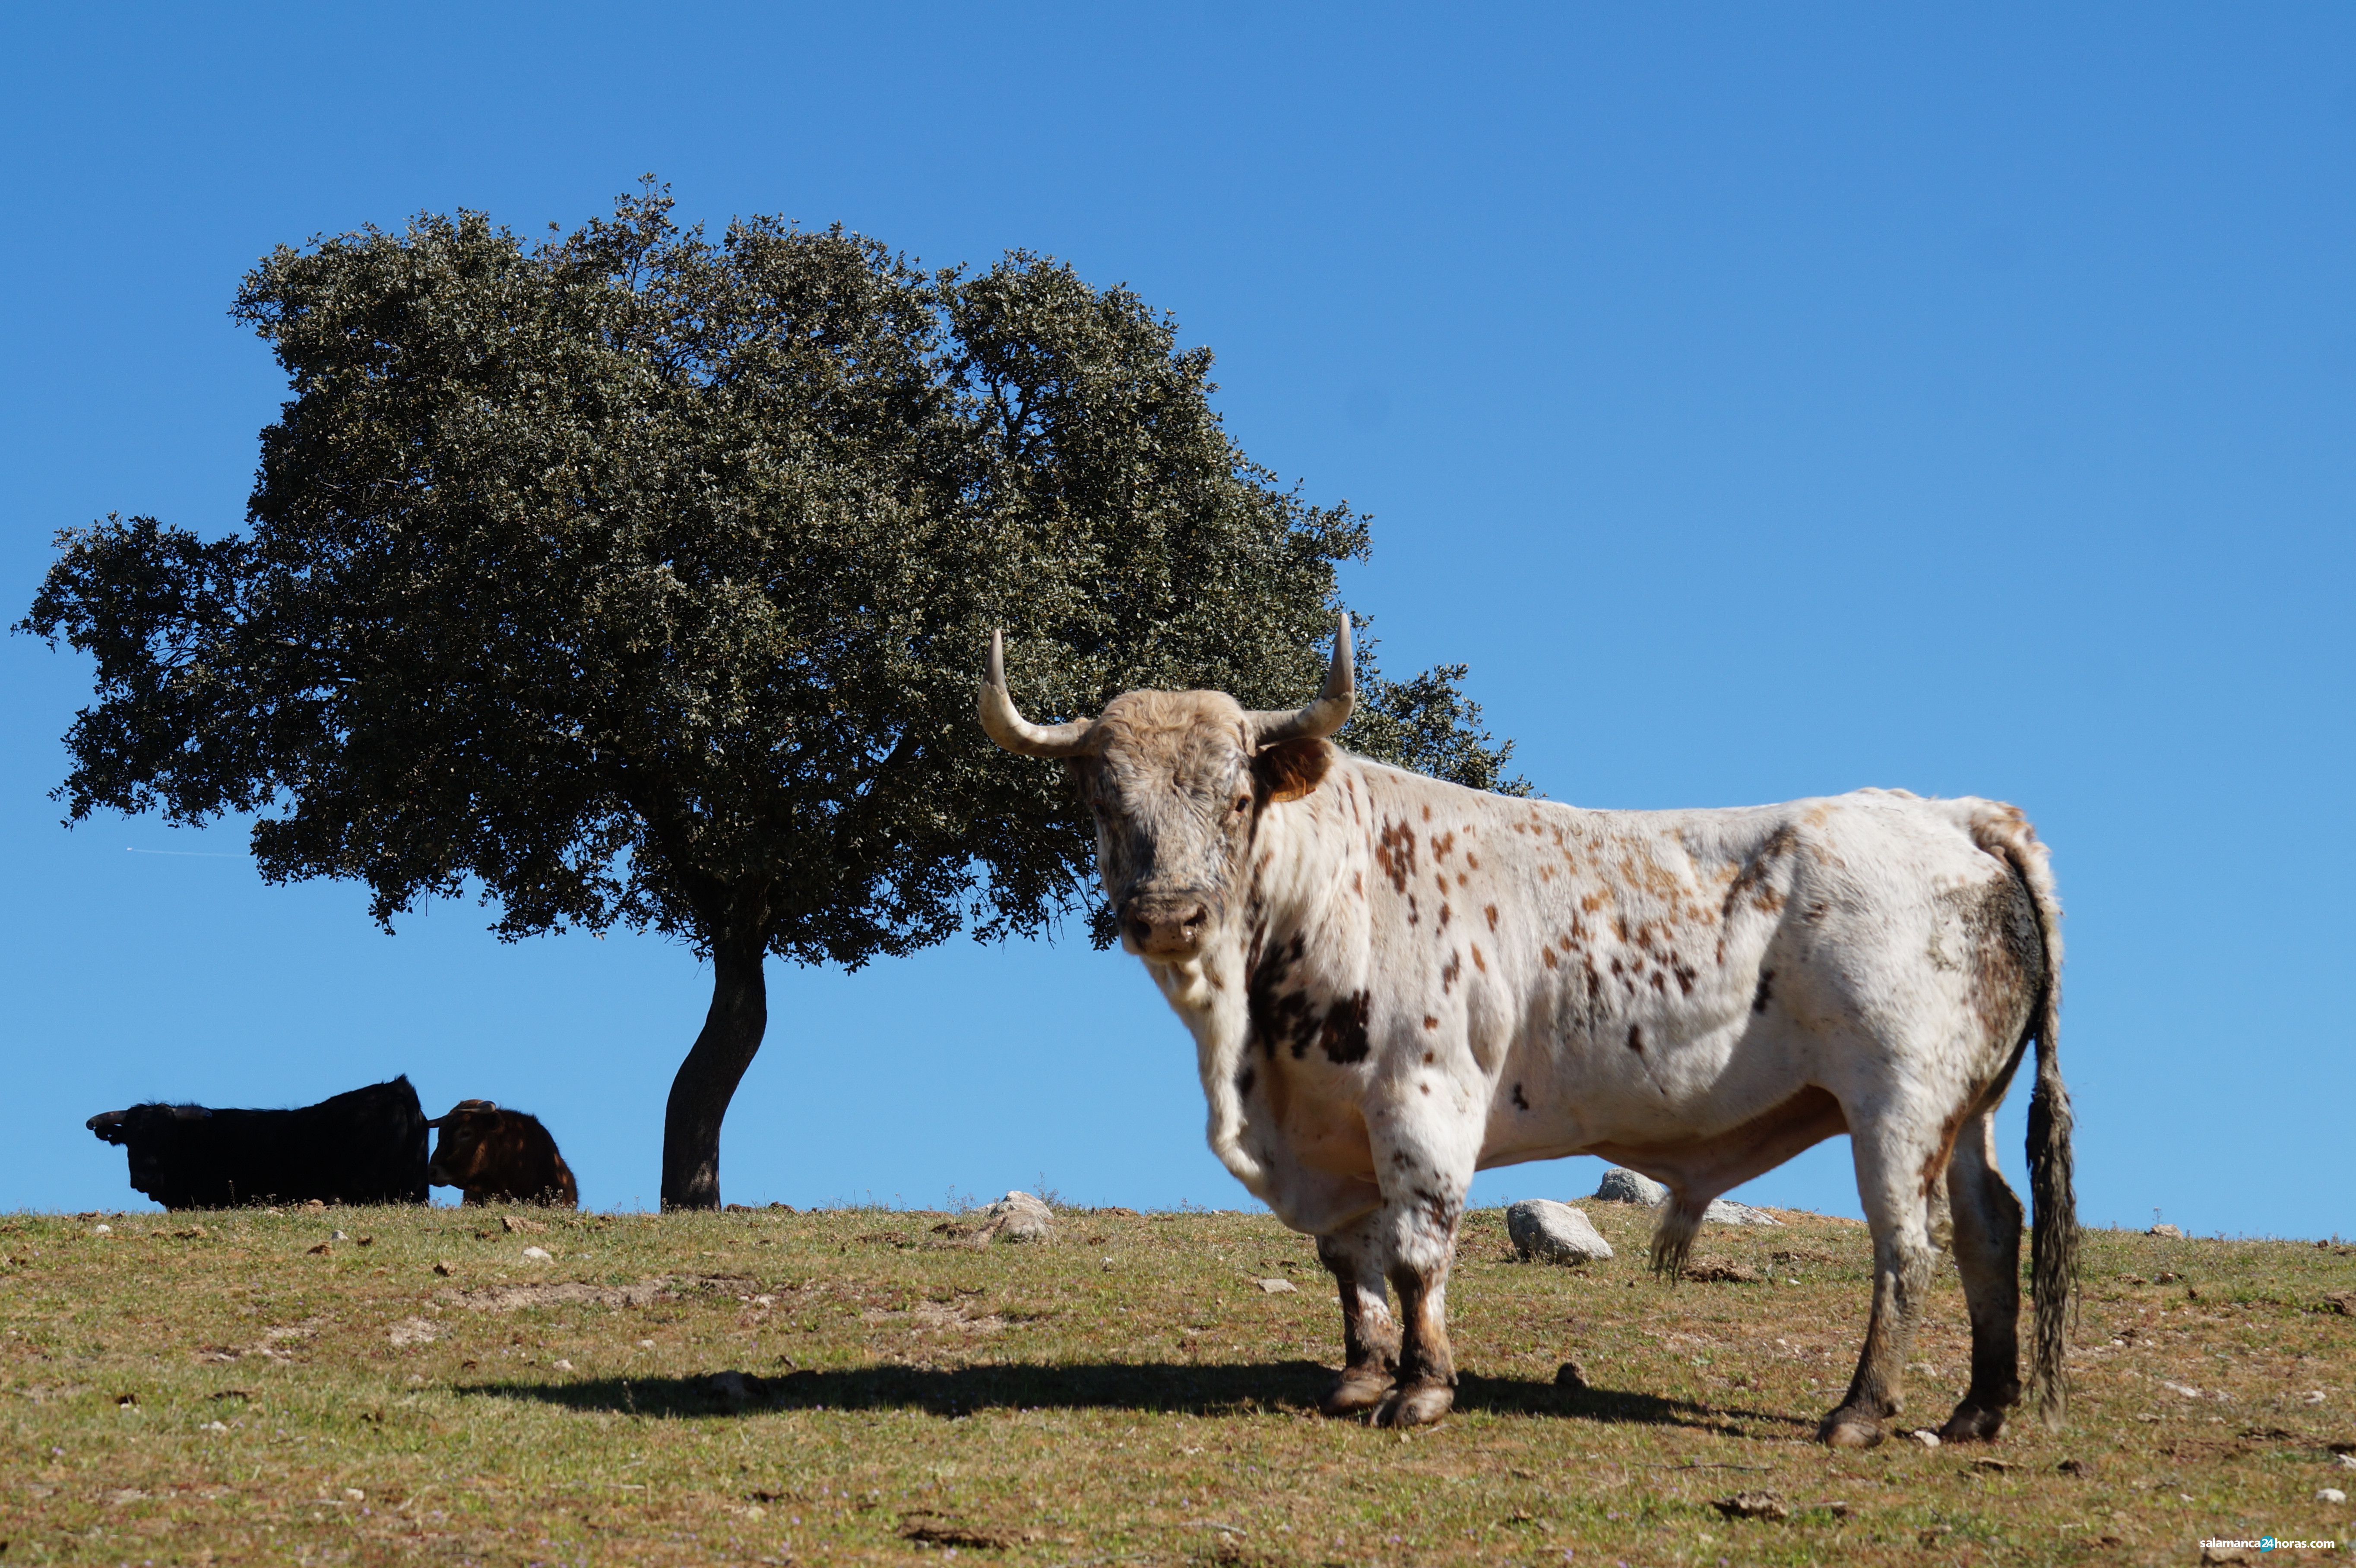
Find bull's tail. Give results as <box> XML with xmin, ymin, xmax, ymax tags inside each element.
<box><xmin>1971</xmin><ymin>804</ymin><xmax>2077</xmax><ymax>1427</ymax></box>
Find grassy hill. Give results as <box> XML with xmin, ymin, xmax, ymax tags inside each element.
<box><xmin>3</xmin><ymin>1201</ymin><xmax>2350</xmax><ymax>1564</ymax></box>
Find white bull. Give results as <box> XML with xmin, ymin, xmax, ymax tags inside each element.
<box><xmin>981</xmin><ymin>616</ymin><xmax>2076</xmax><ymax>1444</ymax></box>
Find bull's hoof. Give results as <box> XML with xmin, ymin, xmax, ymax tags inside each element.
<box><xmin>1937</xmin><ymin>1400</ymin><xmax>2008</xmax><ymax>1444</ymax></box>
<box><xmin>1817</xmin><ymin>1410</ymin><xmax>1884</xmax><ymax>1449</ymax></box>
<box><xmin>1320</xmin><ymin>1366</ymin><xmax>1396</xmax><ymax>1418</ymax></box>
<box><xmin>1372</xmin><ymin>1380</ymin><xmax>1454</xmax><ymax>1429</ymax></box>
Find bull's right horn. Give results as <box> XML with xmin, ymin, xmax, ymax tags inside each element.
<box><xmin>978</xmin><ymin>629</ymin><xmax>1097</xmax><ymax>758</ymax></box>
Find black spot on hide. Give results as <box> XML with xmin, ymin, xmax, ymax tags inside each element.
<box><xmin>1511</xmin><ymin>1082</ymin><xmax>1530</xmax><ymax>1110</ymax></box>
<box><xmin>1235</xmin><ymin>1064</ymin><xmax>1256</xmax><ymax>1097</ymax></box>
<box><xmin>1317</xmin><ymin>992</ymin><xmax>1371</xmax><ymax>1064</ymax></box>
<box><xmin>1752</xmin><ymin>969</ymin><xmax>1775</xmax><ymax>1013</ymax></box>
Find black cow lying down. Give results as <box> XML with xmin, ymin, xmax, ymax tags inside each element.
<box><xmin>86</xmin><ymin>1076</ymin><xmax>430</xmax><ymax>1209</ymax></box>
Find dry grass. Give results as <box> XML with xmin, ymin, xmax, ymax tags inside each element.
<box><xmin>3</xmin><ymin>1201</ymin><xmax>2352</xmax><ymax>1565</ymax></box>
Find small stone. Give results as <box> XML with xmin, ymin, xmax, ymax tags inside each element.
<box><xmin>432</xmin><ymin>1261</ymin><xmax>453</xmax><ymax>1277</ymax></box>
<box><xmin>1507</xmin><ymin>1200</ymin><xmax>1615</xmax><ymax>1264</ymax></box>
<box><xmin>520</xmin><ymin>1246</ymin><xmax>552</xmax><ymax>1261</ymax></box>
<box><xmin>304</xmin><ymin>1199</ymin><xmax>326</xmax><ymax>1212</ymax></box>
<box><xmin>2302</xmin><ymin>1390</ymin><xmax>2328</xmax><ymax>1405</ymax></box>
<box><xmin>1710</xmin><ymin>1490</ymin><xmax>1789</xmax><ymax>1521</ymax></box>
<box><xmin>2057</xmin><ymin>1457</ymin><xmax>2094</xmax><ymax>1476</ymax></box>
<box><xmin>638</xmin><ymin>1339</ymin><xmax>656</xmax><ymax>1349</ymax></box>
<box><xmin>1554</xmin><ymin>1360</ymin><xmax>1588</xmax><ymax>1392</ymax></box>
<box><xmin>200</xmin><ymin>1420</ymin><xmax>228</xmax><ymax>1433</ymax></box>
<box><xmin>1256</xmin><ymin>1277</ymin><xmax>1297</xmax><ymax>1293</ymax></box>
<box><xmin>551</xmin><ymin>1358</ymin><xmax>573</xmax><ymax>1371</ymax></box>
<box><xmin>91</xmin><ymin>1223</ymin><xmax>112</xmax><ymax>1236</ymax></box>
<box><xmin>2334</xmin><ymin>1451</ymin><xmax>2356</xmax><ymax>1471</ymax></box>
<box><xmin>343</xmin><ymin>1488</ymin><xmax>365</xmax><ymax>1502</ymax></box>
<box><xmin>331</xmin><ymin>1230</ymin><xmax>348</xmax><ymax>1242</ymax></box>
<box><xmin>2318</xmin><ymin>1487</ymin><xmax>2347</xmax><ymax>1505</ymax></box>
<box><xmin>1102</xmin><ymin>1257</ymin><xmax>1116</xmax><ymax>1271</ymax></box>
<box><xmin>305</xmin><ymin>1241</ymin><xmax>330</xmax><ymax>1255</ymax></box>
<box><xmin>1909</xmin><ymin>1429</ymin><xmax>1941</xmax><ymax>1448</ymax></box>
<box><xmin>2162</xmin><ymin>1381</ymin><xmax>2203</xmax><ymax>1400</ymax></box>
<box><xmin>1594</xmin><ymin>1168</ymin><xmax>1666</xmax><ymax>1205</ymax></box>
<box><xmin>2149</xmin><ymin>1222</ymin><xmax>2185</xmax><ymax>1238</ymax></box>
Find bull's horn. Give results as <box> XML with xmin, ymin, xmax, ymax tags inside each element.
<box><xmin>978</xmin><ymin>629</ymin><xmax>1096</xmax><ymax>758</ymax></box>
<box><xmin>1247</xmin><ymin>610</ymin><xmax>1355</xmax><ymax>748</ymax></box>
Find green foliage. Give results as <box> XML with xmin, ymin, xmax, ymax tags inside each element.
<box><xmin>21</xmin><ymin>182</ymin><xmax>1520</xmax><ymax>968</ymax></box>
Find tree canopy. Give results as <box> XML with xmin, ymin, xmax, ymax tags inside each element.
<box><xmin>22</xmin><ymin>184</ymin><xmax>1523</xmax><ymax>1207</ymax></box>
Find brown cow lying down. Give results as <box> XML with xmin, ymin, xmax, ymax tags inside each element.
<box><xmin>426</xmin><ymin>1100</ymin><xmax>579</xmax><ymax>1208</ymax></box>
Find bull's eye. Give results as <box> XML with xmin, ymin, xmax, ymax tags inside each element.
<box><xmin>1233</xmin><ymin>793</ymin><xmax>1252</xmax><ymax>816</ymax></box>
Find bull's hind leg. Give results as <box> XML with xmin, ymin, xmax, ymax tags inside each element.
<box><xmin>1819</xmin><ymin>1115</ymin><xmax>1943</xmax><ymax>1448</ymax></box>
<box><xmin>1316</xmin><ymin>1222</ymin><xmax>1400</xmax><ymax>1416</ymax></box>
<box><xmin>1937</xmin><ymin>1110</ymin><xmax>2024</xmax><ymax>1442</ymax></box>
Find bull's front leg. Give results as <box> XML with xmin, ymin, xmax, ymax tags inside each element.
<box><xmin>1316</xmin><ymin>1222</ymin><xmax>1400</xmax><ymax>1416</ymax></box>
<box><xmin>1370</xmin><ymin>1184</ymin><xmax>1465</xmax><ymax>1429</ymax></box>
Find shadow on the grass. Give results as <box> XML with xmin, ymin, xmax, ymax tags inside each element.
<box><xmin>460</xmin><ymin>1361</ymin><xmax>1806</xmax><ymax>1433</ymax></box>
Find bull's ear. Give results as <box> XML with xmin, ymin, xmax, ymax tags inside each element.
<box><xmin>1253</xmin><ymin>737</ymin><xmax>1333</xmax><ymax>805</ymax></box>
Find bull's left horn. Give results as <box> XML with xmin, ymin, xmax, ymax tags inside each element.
<box><xmin>979</xmin><ymin>629</ymin><xmax>1096</xmax><ymax>758</ymax></box>
<box><xmin>1247</xmin><ymin>610</ymin><xmax>1355</xmax><ymax>748</ymax></box>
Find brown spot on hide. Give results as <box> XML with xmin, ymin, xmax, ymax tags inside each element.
<box><xmin>1466</xmin><ymin>853</ymin><xmax>1479</xmax><ymax>869</ymax></box>
<box><xmin>1422</xmin><ymin>804</ymin><xmax>1431</xmax><ymax>821</ymax></box>
<box><xmin>1627</xmin><ymin>1025</ymin><xmax>1644</xmax><ymax>1052</ymax></box>
<box><xmin>1471</xmin><ymin>945</ymin><xmax>1486</xmax><ymax>973</ymax></box>
<box><xmin>1457</xmin><ymin>872</ymin><xmax>1469</xmax><ymax>888</ymax></box>
<box><xmin>1751</xmin><ymin>970</ymin><xmax>1774</xmax><ymax>1013</ymax></box>
<box><xmin>1439</xmin><ymin>904</ymin><xmax>1451</xmax><ymax>929</ymax></box>
<box><xmin>1433</xmin><ymin>831</ymin><xmax>1455</xmax><ymax>861</ymax></box>
<box><xmin>1375</xmin><ymin>820</ymin><xmax>1417</xmax><ymax>894</ymax></box>
<box><xmin>1253</xmin><ymin>737</ymin><xmax>1332</xmax><ymax>804</ymax></box>
<box><xmin>1440</xmin><ymin>952</ymin><xmax>1462</xmax><ymax>992</ymax></box>
<box><xmin>1485</xmin><ymin>905</ymin><xmax>1498</xmax><ymax>931</ymax></box>
<box><xmin>1352</xmin><ymin>871</ymin><xmax>1363</xmax><ymax>897</ymax></box>
<box><xmin>1511</xmin><ymin>1082</ymin><xmax>1530</xmax><ymax>1110</ymax></box>
<box><xmin>1422</xmin><ymin>1015</ymin><xmax>1438</xmax><ymax>1030</ymax></box>
<box><xmin>1721</xmin><ymin>826</ymin><xmax>1796</xmax><ymax>923</ymax></box>
<box><xmin>1541</xmin><ymin>947</ymin><xmax>1558</xmax><ymax>969</ymax></box>
<box><xmin>1407</xmin><ymin>894</ymin><xmax>1419</xmax><ymax>926</ymax></box>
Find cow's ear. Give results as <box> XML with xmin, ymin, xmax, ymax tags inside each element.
<box><xmin>1254</xmin><ymin>737</ymin><xmax>1333</xmax><ymax>805</ymax></box>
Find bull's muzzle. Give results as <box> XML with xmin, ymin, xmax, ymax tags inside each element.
<box><xmin>1121</xmin><ymin>892</ymin><xmax>1213</xmax><ymax>959</ymax></box>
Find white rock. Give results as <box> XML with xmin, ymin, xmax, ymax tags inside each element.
<box><xmin>970</xmin><ymin>1191</ymin><xmax>1057</xmax><ymax>1246</ymax></box>
<box><xmin>520</xmin><ymin>1246</ymin><xmax>552</xmax><ymax>1261</ymax></box>
<box><xmin>2318</xmin><ymin>1487</ymin><xmax>2347</xmax><ymax>1505</ymax></box>
<box><xmin>2162</xmin><ymin>1381</ymin><xmax>2203</xmax><ymax>1400</ymax></box>
<box><xmin>1910</xmin><ymin>1429</ymin><xmax>1941</xmax><ymax>1448</ymax></box>
<box><xmin>91</xmin><ymin>1223</ymin><xmax>112</xmax><ymax>1236</ymax></box>
<box><xmin>2334</xmin><ymin>1451</ymin><xmax>2356</xmax><ymax>1470</ymax></box>
<box><xmin>1256</xmin><ymin>1277</ymin><xmax>1297</xmax><ymax>1293</ymax></box>
<box><xmin>342</xmin><ymin>1488</ymin><xmax>365</xmax><ymax>1503</ymax></box>
<box><xmin>200</xmin><ymin>1420</ymin><xmax>228</xmax><ymax>1433</ymax></box>
<box><xmin>1507</xmin><ymin>1200</ymin><xmax>1615</xmax><ymax>1264</ymax></box>
<box><xmin>2149</xmin><ymin>1222</ymin><xmax>2185</xmax><ymax>1238</ymax></box>
<box><xmin>1703</xmin><ymin>1199</ymin><xmax>1784</xmax><ymax>1227</ymax></box>
<box><xmin>551</xmin><ymin>1358</ymin><xmax>573</xmax><ymax>1371</ymax></box>
<box><xmin>2303</xmin><ymin>1390</ymin><xmax>2329</xmax><ymax>1405</ymax></box>
<box><xmin>1594</xmin><ymin>1168</ymin><xmax>1667</xmax><ymax>1205</ymax></box>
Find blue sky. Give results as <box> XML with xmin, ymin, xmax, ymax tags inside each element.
<box><xmin>3</xmin><ymin>5</ymin><xmax>2348</xmax><ymax>1235</ymax></box>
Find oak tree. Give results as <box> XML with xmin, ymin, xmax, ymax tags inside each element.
<box><xmin>22</xmin><ymin>186</ymin><xmax>1522</xmax><ymax>1208</ymax></box>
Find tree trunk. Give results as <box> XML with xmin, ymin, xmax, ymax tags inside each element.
<box><xmin>661</xmin><ymin>935</ymin><xmax>769</xmax><ymax>1210</ymax></box>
